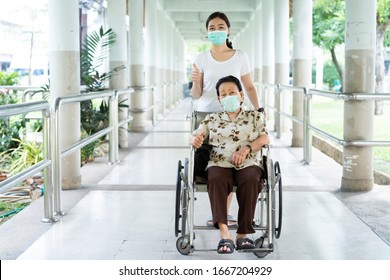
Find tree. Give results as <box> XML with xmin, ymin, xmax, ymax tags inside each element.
<box><xmin>375</xmin><ymin>0</ymin><xmax>390</xmax><ymax>115</ymax></box>
<box><xmin>313</xmin><ymin>0</ymin><xmax>390</xmax><ymax>115</ymax></box>
<box><xmin>312</xmin><ymin>0</ymin><xmax>345</xmax><ymax>91</ymax></box>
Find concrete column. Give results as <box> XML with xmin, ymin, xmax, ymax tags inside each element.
<box><xmin>342</xmin><ymin>0</ymin><xmax>376</xmax><ymax>191</ymax></box>
<box><xmin>167</xmin><ymin>24</ymin><xmax>174</xmax><ymax>109</ymax></box>
<box><xmin>107</xmin><ymin>0</ymin><xmax>129</xmax><ymax>147</ymax></box>
<box><xmin>254</xmin><ymin>9</ymin><xmax>262</xmax><ymax>92</ymax></box>
<box><xmin>262</xmin><ymin>0</ymin><xmax>275</xmax><ymax>118</ymax></box>
<box><xmin>128</xmin><ymin>0</ymin><xmax>153</xmax><ymax>131</ymax></box>
<box><xmin>172</xmin><ymin>25</ymin><xmax>178</xmax><ymax>105</ymax></box>
<box><xmin>145</xmin><ymin>0</ymin><xmax>157</xmax><ymax>86</ymax></box>
<box><xmin>180</xmin><ymin>36</ymin><xmax>186</xmax><ymax>102</ymax></box>
<box><xmin>162</xmin><ymin>17</ymin><xmax>171</xmax><ymax>113</ymax></box>
<box><xmin>49</xmin><ymin>0</ymin><xmax>80</xmax><ymax>190</ymax></box>
<box><xmin>292</xmin><ymin>0</ymin><xmax>312</xmax><ymax>147</ymax></box>
<box><xmin>274</xmin><ymin>0</ymin><xmax>290</xmax><ymax>133</ymax></box>
<box><xmin>145</xmin><ymin>0</ymin><xmax>158</xmax><ymax>123</ymax></box>
<box><xmin>174</xmin><ymin>33</ymin><xmax>185</xmax><ymax>104</ymax></box>
<box><xmin>239</xmin><ymin>23</ymin><xmax>255</xmax><ymax>109</ymax></box>
<box><xmin>155</xmin><ymin>7</ymin><xmax>164</xmax><ymax>119</ymax></box>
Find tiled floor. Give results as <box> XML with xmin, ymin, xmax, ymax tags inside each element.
<box><xmin>15</xmin><ymin>98</ymin><xmax>390</xmax><ymax>260</ymax></box>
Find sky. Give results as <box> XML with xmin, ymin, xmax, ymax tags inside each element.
<box><xmin>0</xmin><ymin>0</ymin><xmax>49</xmax><ymax>74</ymax></box>
<box><xmin>0</xmin><ymin>0</ymin><xmax>48</xmax><ymax>26</ymax></box>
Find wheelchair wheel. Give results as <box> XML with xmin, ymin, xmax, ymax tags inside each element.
<box><xmin>175</xmin><ymin>160</ymin><xmax>183</xmax><ymax>237</ymax></box>
<box><xmin>273</xmin><ymin>161</ymin><xmax>282</xmax><ymax>239</ymax></box>
<box><xmin>253</xmin><ymin>236</ymin><xmax>269</xmax><ymax>258</ymax></box>
<box><xmin>175</xmin><ymin>159</ymin><xmax>190</xmax><ymax>238</ymax></box>
<box><xmin>176</xmin><ymin>235</ymin><xmax>192</xmax><ymax>255</ymax></box>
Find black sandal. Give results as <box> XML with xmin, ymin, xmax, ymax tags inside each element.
<box><xmin>217</xmin><ymin>239</ymin><xmax>235</xmax><ymax>254</ymax></box>
<box><xmin>236</xmin><ymin>238</ymin><xmax>255</xmax><ymax>250</ymax></box>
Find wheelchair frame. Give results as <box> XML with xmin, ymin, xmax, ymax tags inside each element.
<box><xmin>174</xmin><ymin>110</ymin><xmax>282</xmax><ymax>258</ymax></box>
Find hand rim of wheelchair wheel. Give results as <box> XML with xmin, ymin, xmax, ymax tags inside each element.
<box><xmin>174</xmin><ymin>160</ymin><xmax>183</xmax><ymax>237</ymax></box>
<box><xmin>274</xmin><ymin>161</ymin><xmax>282</xmax><ymax>239</ymax></box>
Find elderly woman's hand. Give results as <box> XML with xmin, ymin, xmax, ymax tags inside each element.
<box><xmin>231</xmin><ymin>146</ymin><xmax>251</xmax><ymax>166</ymax></box>
<box><xmin>190</xmin><ymin>132</ymin><xmax>205</xmax><ymax>149</ymax></box>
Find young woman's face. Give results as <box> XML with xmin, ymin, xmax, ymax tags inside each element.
<box><xmin>207</xmin><ymin>17</ymin><xmax>229</xmax><ymax>33</ymax></box>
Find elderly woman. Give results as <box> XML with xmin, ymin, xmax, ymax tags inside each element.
<box><xmin>190</xmin><ymin>75</ymin><xmax>270</xmax><ymax>254</ymax></box>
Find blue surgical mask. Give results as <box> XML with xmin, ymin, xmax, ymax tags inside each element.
<box><xmin>208</xmin><ymin>31</ymin><xmax>228</xmax><ymax>46</ymax></box>
<box><xmin>220</xmin><ymin>95</ymin><xmax>240</xmax><ymax>112</ymax></box>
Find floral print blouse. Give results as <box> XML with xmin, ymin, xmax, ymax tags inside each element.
<box><xmin>192</xmin><ymin>109</ymin><xmax>268</xmax><ymax>170</ymax></box>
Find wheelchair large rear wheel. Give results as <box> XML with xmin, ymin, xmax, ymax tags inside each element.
<box><xmin>272</xmin><ymin>161</ymin><xmax>282</xmax><ymax>239</ymax></box>
<box><xmin>175</xmin><ymin>160</ymin><xmax>183</xmax><ymax>237</ymax></box>
<box><xmin>175</xmin><ymin>159</ymin><xmax>189</xmax><ymax>238</ymax></box>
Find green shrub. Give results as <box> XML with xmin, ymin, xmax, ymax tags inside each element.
<box><xmin>0</xmin><ymin>71</ymin><xmax>19</xmax><ymax>86</ymax></box>
<box><xmin>0</xmin><ymin>72</ymin><xmax>25</xmax><ymax>153</ymax></box>
<box><xmin>323</xmin><ymin>61</ymin><xmax>341</xmax><ymax>88</ymax></box>
<box><xmin>0</xmin><ymin>138</ymin><xmax>43</xmax><ymax>175</ymax></box>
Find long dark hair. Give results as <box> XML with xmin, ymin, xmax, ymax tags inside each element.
<box><xmin>205</xmin><ymin>12</ymin><xmax>233</xmax><ymax>49</ymax></box>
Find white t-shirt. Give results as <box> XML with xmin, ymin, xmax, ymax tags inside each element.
<box><xmin>193</xmin><ymin>49</ymin><xmax>251</xmax><ymax>112</ymax></box>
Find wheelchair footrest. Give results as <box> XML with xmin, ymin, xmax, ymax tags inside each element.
<box><xmin>237</xmin><ymin>247</ymin><xmax>274</xmax><ymax>253</ymax></box>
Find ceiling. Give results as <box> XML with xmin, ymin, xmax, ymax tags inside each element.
<box><xmin>160</xmin><ymin>0</ymin><xmax>262</xmax><ymax>43</ymax></box>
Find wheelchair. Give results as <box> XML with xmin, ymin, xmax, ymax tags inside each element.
<box><xmin>174</xmin><ymin>109</ymin><xmax>282</xmax><ymax>258</ymax></box>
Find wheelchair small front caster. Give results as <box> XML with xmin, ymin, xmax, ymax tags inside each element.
<box><xmin>253</xmin><ymin>236</ymin><xmax>269</xmax><ymax>258</ymax></box>
<box><xmin>176</xmin><ymin>235</ymin><xmax>192</xmax><ymax>255</ymax></box>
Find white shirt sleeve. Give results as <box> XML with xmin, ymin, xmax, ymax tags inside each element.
<box><xmin>239</xmin><ymin>50</ymin><xmax>251</xmax><ymax>77</ymax></box>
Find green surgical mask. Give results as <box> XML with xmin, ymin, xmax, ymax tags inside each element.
<box><xmin>208</xmin><ymin>31</ymin><xmax>227</xmax><ymax>46</ymax></box>
<box><xmin>220</xmin><ymin>95</ymin><xmax>240</xmax><ymax>112</ymax></box>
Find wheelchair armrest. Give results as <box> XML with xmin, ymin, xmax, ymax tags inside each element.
<box><xmin>260</xmin><ymin>144</ymin><xmax>270</xmax><ymax>157</ymax></box>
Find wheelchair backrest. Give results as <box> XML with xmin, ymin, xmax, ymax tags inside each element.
<box><xmin>192</xmin><ymin>108</ymin><xmax>266</xmax><ymax>132</ymax></box>
<box><xmin>191</xmin><ymin>111</ymin><xmax>213</xmax><ymax>132</ymax></box>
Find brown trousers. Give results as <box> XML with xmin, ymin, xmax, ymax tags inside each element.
<box><xmin>207</xmin><ymin>165</ymin><xmax>263</xmax><ymax>234</ymax></box>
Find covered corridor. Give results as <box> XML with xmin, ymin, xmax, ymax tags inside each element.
<box><xmin>1</xmin><ymin>97</ymin><xmax>390</xmax><ymax>260</ymax></box>
<box><xmin>1</xmin><ymin>0</ymin><xmax>390</xmax><ymax>270</ymax></box>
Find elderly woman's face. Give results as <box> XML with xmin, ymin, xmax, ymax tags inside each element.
<box><xmin>218</xmin><ymin>82</ymin><xmax>243</xmax><ymax>101</ymax></box>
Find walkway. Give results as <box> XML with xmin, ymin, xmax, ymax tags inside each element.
<box><xmin>1</xmin><ymin>98</ymin><xmax>390</xmax><ymax>260</ymax></box>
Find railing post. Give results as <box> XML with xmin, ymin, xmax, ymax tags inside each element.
<box><xmin>41</xmin><ymin>108</ymin><xmax>56</xmax><ymax>222</ymax></box>
<box><xmin>109</xmin><ymin>91</ymin><xmax>119</xmax><ymax>164</ymax></box>
<box><xmin>151</xmin><ymin>85</ymin><xmax>156</xmax><ymax>126</ymax></box>
<box><xmin>303</xmin><ymin>88</ymin><xmax>312</xmax><ymax>164</ymax></box>
<box><xmin>52</xmin><ymin>100</ymin><xmax>63</xmax><ymax>217</ymax></box>
<box><xmin>275</xmin><ymin>84</ymin><xmax>281</xmax><ymax>138</ymax></box>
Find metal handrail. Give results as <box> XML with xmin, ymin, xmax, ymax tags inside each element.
<box><xmin>263</xmin><ymin>83</ymin><xmax>390</xmax><ymax>164</ymax></box>
<box><xmin>0</xmin><ymin>87</ymin><xmax>135</xmax><ymax>222</ymax></box>
<box><xmin>0</xmin><ymin>86</ymin><xmax>42</xmax><ymax>92</ymax></box>
<box><xmin>51</xmin><ymin>88</ymin><xmax>135</xmax><ymax>216</ymax></box>
<box><xmin>0</xmin><ymin>100</ymin><xmax>55</xmax><ymax>222</ymax></box>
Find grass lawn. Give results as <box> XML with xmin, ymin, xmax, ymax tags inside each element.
<box><xmin>310</xmin><ymin>97</ymin><xmax>390</xmax><ymax>175</ymax></box>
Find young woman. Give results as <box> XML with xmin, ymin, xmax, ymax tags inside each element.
<box><xmin>191</xmin><ymin>11</ymin><xmax>260</xmax><ymax>112</ymax></box>
<box><xmin>191</xmin><ymin>12</ymin><xmax>260</xmax><ymax>227</ymax></box>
